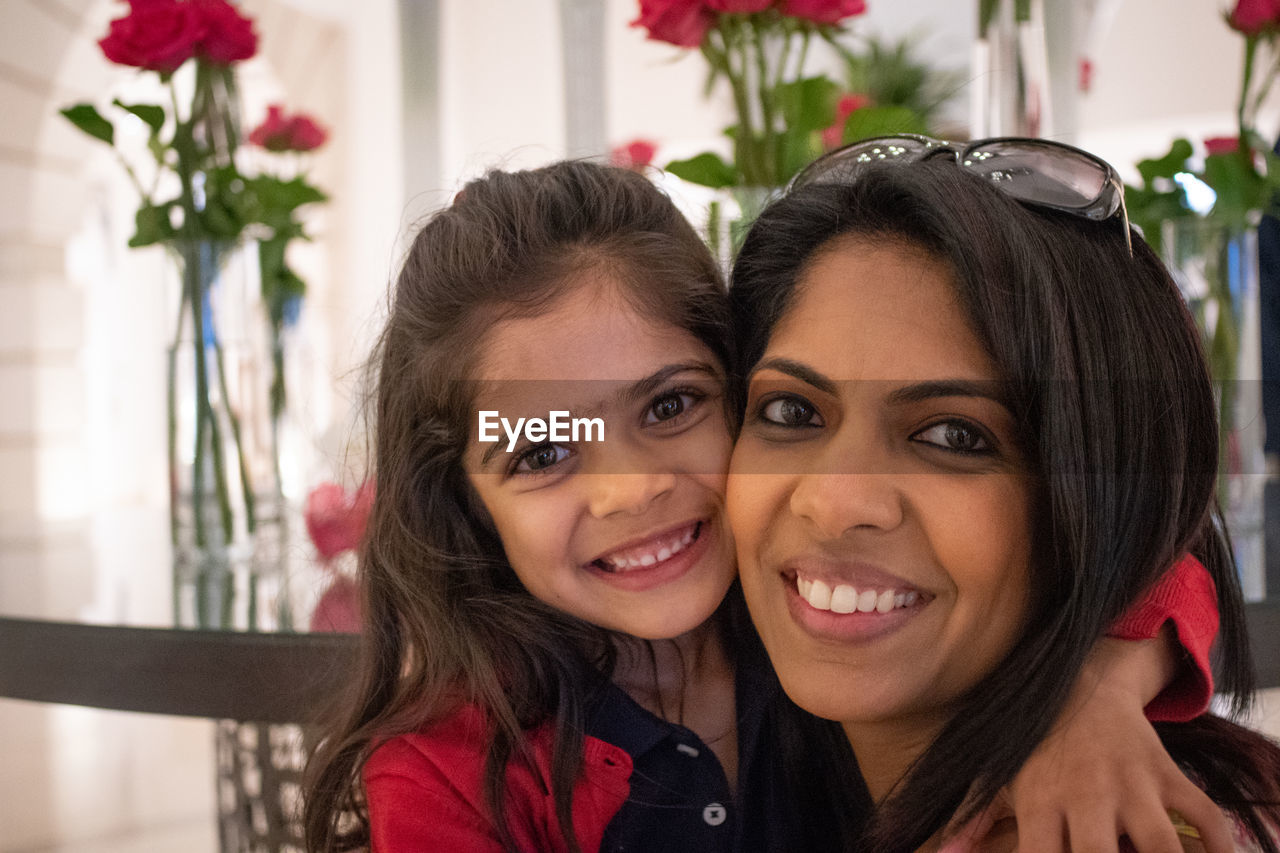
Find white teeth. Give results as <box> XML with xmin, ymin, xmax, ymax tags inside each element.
<box><xmin>598</xmin><ymin>524</ymin><xmax>697</xmax><ymax>571</ymax></box>
<box><xmin>808</xmin><ymin>579</ymin><xmax>832</xmax><ymax>610</ymax></box>
<box><xmin>830</xmin><ymin>584</ymin><xmax>858</xmax><ymax>614</ymax></box>
<box><xmin>796</xmin><ymin>573</ymin><xmax>919</xmax><ymax>614</ymax></box>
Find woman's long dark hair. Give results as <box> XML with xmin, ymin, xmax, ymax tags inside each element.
<box><xmin>730</xmin><ymin>159</ymin><xmax>1279</xmax><ymax>852</ymax></box>
<box><xmin>302</xmin><ymin>161</ymin><xmax>731</xmax><ymax>852</ymax></box>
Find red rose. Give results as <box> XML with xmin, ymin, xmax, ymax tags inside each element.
<box><xmin>1229</xmin><ymin>0</ymin><xmax>1280</xmax><ymax>34</ymax></box>
<box><xmin>779</xmin><ymin>0</ymin><xmax>867</xmax><ymax>25</ymax></box>
<box><xmin>193</xmin><ymin>0</ymin><xmax>257</xmax><ymax>64</ymax></box>
<box><xmin>822</xmin><ymin>92</ymin><xmax>872</xmax><ymax>149</ymax></box>
<box><xmin>611</xmin><ymin>139</ymin><xmax>659</xmax><ymax>170</ymax></box>
<box><xmin>1204</xmin><ymin>136</ymin><xmax>1241</xmax><ymax>156</ymax></box>
<box><xmin>706</xmin><ymin>0</ymin><xmax>774</xmax><ymax>11</ymax></box>
<box><xmin>98</xmin><ymin>0</ymin><xmax>204</xmax><ymax>73</ymax></box>
<box><xmin>632</xmin><ymin>0</ymin><xmax>714</xmax><ymax>47</ymax></box>
<box><xmin>249</xmin><ymin>105</ymin><xmax>328</xmax><ymax>152</ymax></box>
<box><xmin>304</xmin><ymin>481</ymin><xmax>373</xmax><ymax>560</ymax></box>
<box><xmin>309</xmin><ymin>575</ymin><xmax>361</xmax><ymax>633</ymax></box>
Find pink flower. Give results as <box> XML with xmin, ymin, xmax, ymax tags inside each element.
<box><xmin>249</xmin><ymin>105</ymin><xmax>329</xmax><ymax>152</ymax></box>
<box><xmin>631</xmin><ymin>0</ymin><xmax>714</xmax><ymax>47</ymax></box>
<box><xmin>1229</xmin><ymin>0</ymin><xmax>1280</xmax><ymax>35</ymax></box>
<box><xmin>98</xmin><ymin>0</ymin><xmax>204</xmax><ymax>73</ymax></box>
<box><xmin>97</xmin><ymin>0</ymin><xmax>257</xmax><ymax>72</ymax></box>
<box><xmin>822</xmin><ymin>92</ymin><xmax>872</xmax><ymax>149</ymax></box>
<box><xmin>1204</xmin><ymin>136</ymin><xmax>1241</xmax><ymax>156</ymax></box>
<box><xmin>193</xmin><ymin>0</ymin><xmax>257</xmax><ymax>64</ymax></box>
<box><xmin>309</xmin><ymin>574</ymin><xmax>361</xmax><ymax>633</ymax></box>
<box><xmin>304</xmin><ymin>481</ymin><xmax>373</xmax><ymax>561</ymax></box>
<box><xmin>779</xmin><ymin>0</ymin><xmax>866</xmax><ymax>25</ymax></box>
<box><xmin>611</xmin><ymin>139</ymin><xmax>659</xmax><ymax>170</ymax></box>
<box><xmin>706</xmin><ymin>0</ymin><xmax>774</xmax><ymax>11</ymax></box>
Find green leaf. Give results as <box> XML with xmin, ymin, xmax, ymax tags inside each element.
<box><xmin>60</xmin><ymin>104</ymin><xmax>114</xmax><ymax>145</ymax></box>
<box><xmin>841</xmin><ymin>105</ymin><xmax>927</xmax><ymax>144</ymax></box>
<box><xmin>128</xmin><ymin>204</ymin><xmax>175</xmax><ymax>247</ymax></box>
<box><xmin>776</xmin><ymin>76</ymin><xmax>838</xmax><ymax>134</ymax></box>
<box><xmin>1135</xmin><ymin>138</ymin><xmax>1194</xmax><ymax>188</ymax></box>
<box><xmin>665</xmin><ymin>152</ymin><xmax>740</xmax><ymax>189</ymax></box>
<box><xmin>1203</xmin><ymin>151</ymin><xmax>1268</xmax><ymax>227</ymax></box>
<box><xmin>111</xmin><ymin>99</ymin><xmax>165</xmax><ymax>134</ymax></box>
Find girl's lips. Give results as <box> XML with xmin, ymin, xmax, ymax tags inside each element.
<box><xmin>584</xmin><ymin>520</ymin><xmax>713</xmax><ymax>592</ymax></box>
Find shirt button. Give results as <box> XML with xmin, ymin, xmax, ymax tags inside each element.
<box><xmin>702</xmin><ymin>803</ymin><xmax>727</xmax><ymax>826</ymax></box>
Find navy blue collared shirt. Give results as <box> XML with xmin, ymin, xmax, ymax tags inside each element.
<box><xmin>586</xmin><ymin>654</ymin><xmax>824</xmax><ymax>853</ymax></box>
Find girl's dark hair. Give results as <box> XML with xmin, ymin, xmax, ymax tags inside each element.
<box><xmin>303</xmin><ymin>160</ymin><xmax>730</xmax><ymax>852</ymax></box>
<box><xmin>730</xmin><ymin>159</ymin><xmax>1279</xmax><ymax>853</ymax></box>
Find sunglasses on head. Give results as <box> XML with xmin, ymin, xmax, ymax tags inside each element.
<box><xmin>788</xmin><ymin>134</ymin><xmax>1133</xmax><ymax>256</ymax></box>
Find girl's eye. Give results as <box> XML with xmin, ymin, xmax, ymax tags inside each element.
<box><xmin>644</xmin><ymin>389</ymin><xmax>703</xmax><ymax>425</ymax></box>
<box><xmin>512</xmin><ymin>443</ymin><xmax>571</xmax><ymax>474</ymax></box>
<box><xmin>759</xmin><ymin>395</ymin><xmax>822</xmax><ymax>428</ymax></box>
<box><xmin>911</xmin><ymin>420</ymin><xmax>992</xmax><ymax>454</ymax></box>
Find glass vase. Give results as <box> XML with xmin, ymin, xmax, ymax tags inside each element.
<box><xmin>167</xmin><ymin>239</ymin><xmax>294</xmax><ymax>629</ymax></box>
<box><xmin>1164</xmin><ymin>220</ymin><xmax>1266</xmax><ymax>601</ymax></box>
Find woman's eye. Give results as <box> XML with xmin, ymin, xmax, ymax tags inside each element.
<box><xmin>911</xmin><ymin>421</ymin><xmax>991</xmax><ymax>454</ymax></box>
<box><xmin>513</xmin><ymin>443</ymin><xmax>570</xmax><ymax>474</ymax></box>
<box><xmin>760</xmin><ymin>395</ymin><xmax>821</xmax><ymax>427</ymax></box>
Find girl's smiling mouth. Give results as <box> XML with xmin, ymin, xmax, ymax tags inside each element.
<box><xmin>585</xmin><ymin>520</ymin><xmax>712</xmax><ymax>591</ymax></box>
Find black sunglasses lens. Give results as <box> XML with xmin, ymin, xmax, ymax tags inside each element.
<box><xmin>796</xmin><ymin>136</ymin><xmax>935</xmax><ymax>187</ymax></box>
<box><xmin>963</xmin><ymin>142</ymin><xmax>1113</xmax><ymax>214</ymax></box>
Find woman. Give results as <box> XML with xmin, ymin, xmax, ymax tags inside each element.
<box><xmin>727</xmin><ymin>138</ymin><xmax>1280</xmax><ymax>852</ymax></box>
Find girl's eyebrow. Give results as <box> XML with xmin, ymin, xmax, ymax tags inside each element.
<box><xmin>622</xmin><ymin>361</ymin><xmax>721</xmax><ymax>403</ymax></box>
<box><xmin>748</xmin><ymin>357</ymin><xmax>838</xmax><ymax>395</ymax></box>
<box><xmin>476</xmin><ymin>361</ymin><xmax>721</xmax><ymax>469</ymax></box>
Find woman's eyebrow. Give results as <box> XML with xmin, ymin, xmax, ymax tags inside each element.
<box><xmin>886</xmin><ymin>379</ymin><xmax>1006</xmax><ymax>406</ymax></box>
<box><xmin>748</xmin><ymin>358</ymin><xmax>838</xmax><ymax>395</ymax></box>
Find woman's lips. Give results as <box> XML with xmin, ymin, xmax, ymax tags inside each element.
<box><xmin>777</xmin><ymin>562</ymin><xmax>931</xmax><ymax>643</ymax></box>
<box><xmin>583</xmin><ymin>520</ymin><xmax>712</xmax><ymax>592</ymax></box>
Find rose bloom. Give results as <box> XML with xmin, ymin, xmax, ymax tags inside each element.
<box><xmin>706</xmin><ymin>0</ymin><xmax>775</xmax><ymax>12</ymax></box>
<box><xmin>1204</xmin><ymin>136</ymin><xmax>1242</xmax><ymax>156</ymax></box>
<box><xmin>249</xmin><ymin>105</ymin><xmax>328</xmax><ymax>152</ymax></box>
<box><xmin>632</xmin><ymin>0</ymin><xmax>714</xmax><ymax>47</ymax></box>
<box><xmin>98</xmin><ymin>0</ymin><xmax>205</xmax><ymax>73</ymax></box>
<box><xmin>611</xmin><ymin>138</ymin><xmax>659</xmax><ymax>171</ymax></box>
<box><xmin>194</xmin><ymin>0</ymin><xmax>257</xmax><ymax>64</ymax></box>
<box><xmin>822</xmin><ymin>92</ymin><xmax>872</xmax><ymax>149</ymax></box>
<box><xmin>1230</xmin><ymin>0</ymin><xmax>1280</xmax><ymax>35</ymax></box>
<box><xmin>779</xmin><ymin>0</ymin><xmax>866</xmax><ymax>25</ymax></box>
<box><xmin>305</xmin><ymin>481</ymin><xmax>374</xmax><ymax>561</ymax></box>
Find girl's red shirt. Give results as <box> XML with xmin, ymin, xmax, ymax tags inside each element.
<box><xmin>364</xmin><ymin>554</ymin><xmax>1218</xmax><ymax>851</ymax></box>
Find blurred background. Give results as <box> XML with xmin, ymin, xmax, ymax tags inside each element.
<box><xmin>1</xmin><ymin>0</ymin><xmax>1277</xmax><ymax>849</ymax></box>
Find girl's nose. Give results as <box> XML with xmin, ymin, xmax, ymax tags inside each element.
<box><xmin>788</xmin><ymin>470</ymin><xmax>904</xmax><ymax>541</ymax></box>
<box><xmin>587</xmin><ymin>470</ymin><xmax>678</xmax><ymax>519</ymax></box>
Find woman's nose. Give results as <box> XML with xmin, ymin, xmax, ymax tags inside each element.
<box><xmin>788</xmin><ymin>468</ymin><xmax>904</xmax><ymax>541</ymax></box>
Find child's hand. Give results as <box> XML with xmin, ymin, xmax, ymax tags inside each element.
<box><xmin>941</xmin><ymin>635</ymin><xmax>1234</xmax><ymax>853</ymax></box>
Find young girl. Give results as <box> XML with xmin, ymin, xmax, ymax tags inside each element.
<box><xmin>728</xmin><ymin>139</ymin><xmax>1280</xmax><ymax>852</ymax></box>
<box><xmin>303</xmin><ymin>160</ymin><xmax>1227</xmax><ymax>853</ymax></box>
